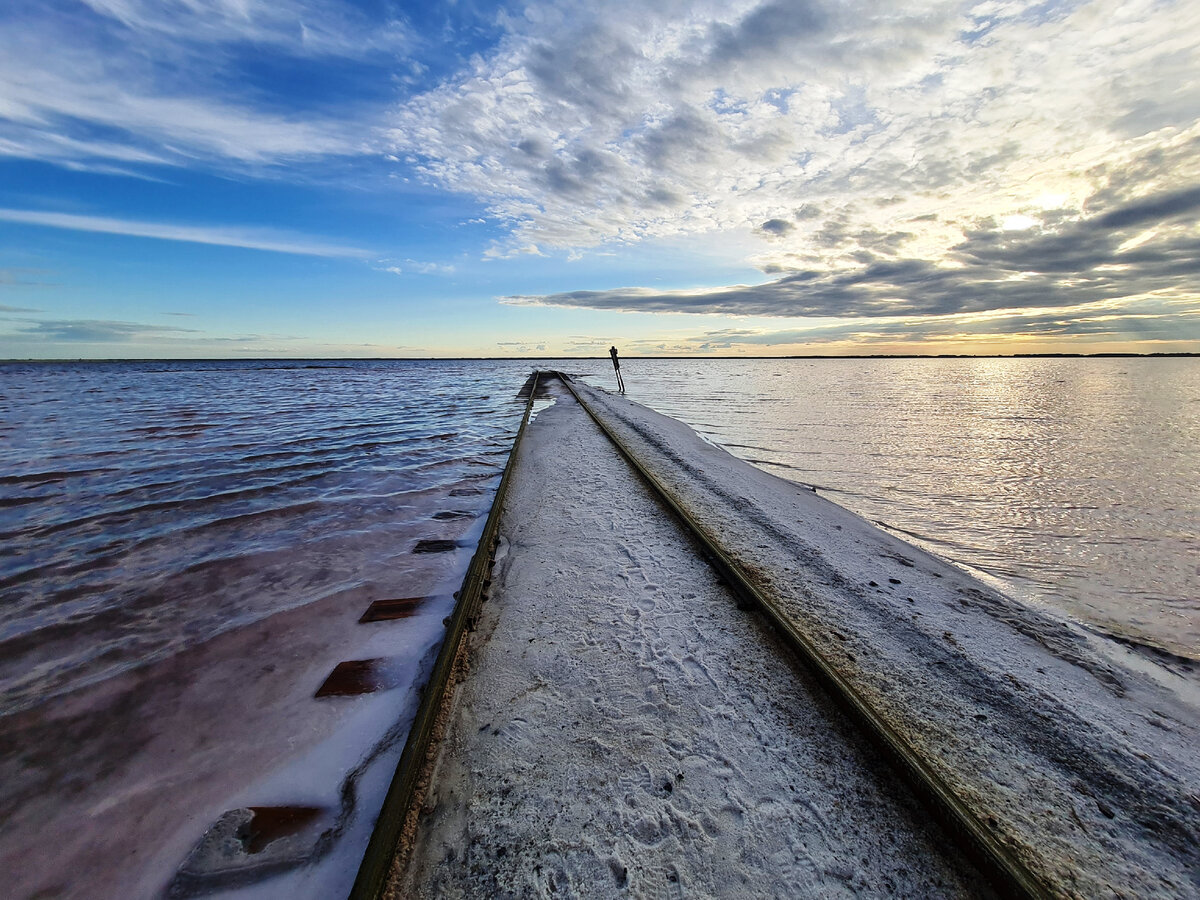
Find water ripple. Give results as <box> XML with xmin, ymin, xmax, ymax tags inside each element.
<box><xmin>0</xmin><ymin>359</ymin><xmax>540</xmax><ymax>714</ymax></box>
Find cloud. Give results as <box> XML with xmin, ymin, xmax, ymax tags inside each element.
<box><xmin>682</xmin><ymin>296</ymin><xmax>1200</xmax><ymax>349</ymax></box>
<box><xmin>386</xmin><ymin>0</ymin><xmax>1200</xmax><ymax>338</ymax></box>
<box><xmin>0</xmin><ymin>0</ymin><xmax>408</xmax><ymax>172</ymax></box>
<box><xmin>0</xmin><ymin>208</ymin><xmax>368</xmax><ymax>257</ymax></box>
<box><xmin>8</xmin><ymin>318</ymin><xmax>199</xmax><ymax>343</ymax></box>
<box><xmin>759</xmin><ymin>218</ymin><xmax>794</xmax><ymax>237</ymax></box>
<box><xmin>378</xmin><ymin>259</ymin><xmax>456</xmax><ymax>276</ymax></box>
<box><xmin>0</xmin><ymin>267</ymin><xmax>52</xmax><ymax>291</ymax></box>
<box><xmin>1094</xmin><ymin>185</ymin><xmax>1200</xmax><ymax>230</ymax></box>
<box><xmin>0</xmin><ymin>59</ymin><xmax>359</xmax><ymax>167</ymax></box>
<box><xmin>75</xmin><ymin>0</ymin><xmax>412</xmax><ymax>57</ymax></box>
<box><xmin>504</xmin><ymin>175</ymin><xmax>1200</xmax><ymax>319</ymax></box>
<box><xmin>396</xmin><ymin>0</ymin><xmax>1185</xmax><ymax>249</ymax></box>
<box><xmin>0</xmin><ymin>317</ymin><xmax>388</xmax><ymax>355</ymax></box>
<box><xmin>495</xmin><ymin>339</ymin><xmax>551</xmax><ymax>354</ymax></box>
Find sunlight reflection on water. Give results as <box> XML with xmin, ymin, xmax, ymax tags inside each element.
<box><xmin>599</xmin><ymin>357</ymin><xmax>1199</xmax><ymax>660</ymax></box>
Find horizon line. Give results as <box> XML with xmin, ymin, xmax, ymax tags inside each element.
<box><xmin>3</xmin><ymin>352</ymin><xmax>1198</xmax><ymax>363</ymax></box>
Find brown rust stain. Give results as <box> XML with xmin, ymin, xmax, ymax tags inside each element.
<box><xmin>360</xmin><ymin>597</ymin><xmax>427</xmax><ymax>622</ymax></box>
<box><xmin>315</xmin><ymin>659</ymin><xmax>384</xmax><ymax>697</ymax></box>
<box><xmin>414</xmin><ymin>539</ymin><xmax>459</xmax><ymax>554</ymax></box>
<box><xmin>240</xmin><ymin>806</ymin><xmax>324</xmax><ymax>854</ymax></box>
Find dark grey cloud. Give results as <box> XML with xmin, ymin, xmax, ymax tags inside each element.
<box><xmin>685</xmin><ymin>299</ymin><xmax>1200</xmax><ymax>348</ymax></box>
<box><xmin>1094</xmin><ymin>185</ymin><xmax>1200</xmax><ymax>230</ymax></box>
<box><xmin>1078</xmin><ymin>136</ymin><xmax>1200</xmax><ymax>216</ymax></box>
<box><xmin>856</xmin><ymin>228</ymin><xmax>913</xmax><ymax>255</ymax></box>
<box><xmin>707</xmin><ymin>0</ymin><xmax>829</xmax><ymax>69</ymax></box>
<box><xmin>636</xmin><ymin>107</ymin><xmax>723</xmax><ymax>169</ymax></box>
<box><xmin>956</xmin><ymin>184</ymin><xmax>1200</xmax><ymax>279</ymax></box>
<box><xmin>11</xmin><ymin>318</ymin><xmax>199</xmax><ymax>342</ymax></box>
<box><xmin>760</xmin><ymin>218</ymin><xmax>794</xmax><ymax>236</ymax></box>
<box><xmin>539</xmin><ymin>148</ymin><xmax>620</xmax><ymax>197</ymax></box>
<box><xmin>0</xmin><ymin>303</ymin><xmax>41</xmax><ymax>312</ymax></box>
<box><xmin>644</xmin><ymin>185</ymin><xmax>686</xmax><ymax>207</ymax></box>
<box><xmin>526</xmin><ymin>25</ymin><xmax>641</xmax><ymax>118</ymax></box>
<box><xmin>506</xmin><ymin>183</ymin><xmax>1200</xmax><ymax>319</ymax></box>
<box><xmin>0</xmin><ymin>267</ymin><xmax>54</xmax><ymax>290</ymax></box>
<box><xmin>517</xmin><ymin>136</ymin><xmax>551</xmax><ymax>158</ymax></box>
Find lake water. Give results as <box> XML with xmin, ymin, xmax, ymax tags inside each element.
<box><xmin>1</xmin><ymin>356</ymin><xmax>1196</xmax><ymax>897</ymax></box>
<box><xmin>583</xmin><ymin>356</ymin><xmax>1199</xmax><ymax>662</ymax></box>
<box><xmin>0</xmin><ymin>358</ymin><xmax>536</xmax><ymax>899</ymax></box>
<box><xmin>0</xmin><ymin>359</ymin><xmax>535</xmax><ymax>714</ymax></box>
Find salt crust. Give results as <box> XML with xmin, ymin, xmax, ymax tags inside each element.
<box><xmin>401</xmin><ymin>381</ymin><xmax>991</xmax><ymax>898</ymax></box>
<box><xmin>568</xmin><ymin>380</ymin><xmax>1200</xmax><ymax>899</ymax></box>
<box><xmin>403</xmin><ymin>379</ymin><xmax>1200</xmax><ymax>899</ymax></box>
<box><xmin>0</xmin><ymin>520</ymin><xmax>474</xmax><ymax>900</ymax></box>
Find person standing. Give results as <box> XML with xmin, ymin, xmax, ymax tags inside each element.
<box><xmin>609</xmin><ymin>345</ymin><xmax>625</xmax><ymax>393</ymax></box>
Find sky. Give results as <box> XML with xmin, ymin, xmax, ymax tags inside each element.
<box><xmin>1</xmin><ymin>0</ymin><xmax>1199</xmax><ymax>358</ymax></box>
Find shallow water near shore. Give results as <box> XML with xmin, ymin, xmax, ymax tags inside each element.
<box><xmin>0</xmin><ymin>359</ymin><xmax>538</xmax><ymax>714</ymax></box>
<box><xmin>6</xmin><ymin>356</ymin><xmax>1193</xmax><ymax>695</ymax></box>
<box><xmin>0</xmin><ymin>358</ymin><xmax>539</xmax><ymax>898</ymax></box>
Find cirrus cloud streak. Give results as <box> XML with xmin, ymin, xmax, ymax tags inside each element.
<box><xmin>0</xmin><ymin>208</ymin><xmax>369</xmax><ymax>257</ymax></box>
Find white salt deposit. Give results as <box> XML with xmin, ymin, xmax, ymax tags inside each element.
<box><xmin>565</xmin><ymin>378</ymin><xmax>1200</xmax><ymax>898</ymax></box>
<box><xmin>399</xmin><ymin>379</ymin><xmax>988</xmax><ymax>897</ymax></box>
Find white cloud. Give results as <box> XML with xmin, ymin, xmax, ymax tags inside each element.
<box><xmin>0</xmin><ymin>0</ymin><xmax>396</xmax><ymax>171</ymax></box>
<box><xmin>77</xmin><ymin>0</ymin><xmax>412</xmax><ymax>57</ymax></box>
<box><xmin>0</xmin><ymin>49</ymin><xmax>360</xmax><ymax>166</ymax></box>
<box><xmin>378</xmin><ymin>259</ymin><xmax>457</xmax><ymax>276</ymax></box>
<box><xmin>0</xmin><ymin>208</ymin><xmax>368</xmax><ymax>257</ymax></box>
<box><xmin>389</xmin><ymin>0</ymin><xmax>1200</xmax><ymax>291</ymax></box>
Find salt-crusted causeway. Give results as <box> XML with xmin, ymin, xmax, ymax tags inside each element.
<box><xmin>349</xmin><ymin>371</ymin><xmax>1197</xmax><ymax>899</ymax></box>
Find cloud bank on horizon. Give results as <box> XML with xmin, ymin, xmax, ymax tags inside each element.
<box><xmin>2</xmin><ymin>0</ymin><xmax>1199</xmax><ymax>353</ymax></box>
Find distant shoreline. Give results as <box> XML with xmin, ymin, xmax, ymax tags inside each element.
<box><xmin>3</xmin><ymin>352</ymin><xmax>1198</xmax><ymax>363</ymax></box>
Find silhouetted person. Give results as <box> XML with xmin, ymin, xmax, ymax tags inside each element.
<box><xmin>609</xmin><ymin>345</ymin><xmax>625</xmax><ymax>393</ymax></box>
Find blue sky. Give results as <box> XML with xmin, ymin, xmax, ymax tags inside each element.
<box><xmin>2</xmin><ymin>0</ymin><xmax>1199</xmax><ymax>357</ymax></box>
